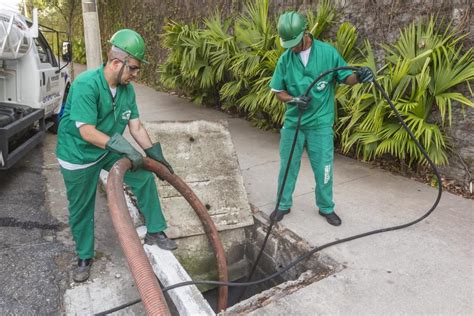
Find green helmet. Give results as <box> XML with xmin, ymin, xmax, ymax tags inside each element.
<box><xmin>277</xmin><ymin>11</ymin><xmax>307</xmax><ymax>49</ymax></box>
<box><xmin>108</xmin><ymin>29</ymin><xmax>147</xmax><ymax>63</ymax></box>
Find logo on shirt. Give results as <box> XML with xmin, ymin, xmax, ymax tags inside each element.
<box><xmin>121</xmin><ymin>110</ymin><xmax>131</xmax><ymax>120</ymax></box>
<box><xmin>316</xmin><ymin>81</ymin><xmax>328</xmax><ymax>91</ymax></box>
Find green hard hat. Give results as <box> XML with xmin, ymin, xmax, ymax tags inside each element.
<box><xmin>277</xmin><ymin>11</ymin><xmax>307</xmax><ymax>49</ymax></box>
<box><xmin>108</xmin><ymin>29</ymin><xmax>147</xmax><ymax>63</ymax></box>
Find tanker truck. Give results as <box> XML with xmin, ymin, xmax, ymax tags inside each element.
<box><xmin>0</xmin><ymin>7</ymin><xmax>72</xmax><ymax>169</ymax></box>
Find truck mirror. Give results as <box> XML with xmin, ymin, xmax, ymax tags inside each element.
<box><xmin>62</xmin><ymin>41</ymin><xmax>72</xmax><ymax>62</ymax></box>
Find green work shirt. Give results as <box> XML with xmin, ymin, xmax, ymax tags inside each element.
<box><xmin>270</xmin><ymin>39</ymin><xmax>353</xmax><ymax>129</ymax></box>
<box><xmin>56</xmin><ymin>64</ymin><xmax>139</xmax><ymax>165</ymax></box>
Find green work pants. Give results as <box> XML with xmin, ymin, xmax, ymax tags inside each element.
<box><xmin>277</xmin><ymin>126</ymin><xmax>335</xmax><ymax>213</ymax></box>
<box><xmin>60</xmin><ymin>153</ymin><xmax>167</xmax><ymax>259</ymax></box>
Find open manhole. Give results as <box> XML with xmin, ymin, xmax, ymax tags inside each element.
<box><xmin>201</xmin><ymin>209</ymin><xmax>340</xmax><ymax>314</ymax></box>
<box><xmin>95</xmin><ymin>177</ymin><xmax>341</xmax><ymax>315</ymax></box>
<box><xmin>104</xmin><ymin>121</ymin><xmax>341</xmax><ymax>315</ymax></box>
<box><xmin>103</xmin><ymin>178</ymin><xmax>340</xmax><ymax>315</ymax></box>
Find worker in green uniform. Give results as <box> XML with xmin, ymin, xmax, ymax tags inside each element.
<box><xmin>269</xmin><ymin>11</ymin><xmax>374</xmax><ymax>226</ymax></box>
<box><xmin>56</xmin><ymin>29</ymin><xmax>176</xmax><ymax>283</ymax></box>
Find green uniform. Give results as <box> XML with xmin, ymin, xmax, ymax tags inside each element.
<box><xmin>56</xmin><ymin>65</ymin><xmax>166</xmax><ymax>259</ymax></box>
<box><xmin>269</xmin><ymin>39</ymin><xmax>352</xmax><ymax>213</ymax></box>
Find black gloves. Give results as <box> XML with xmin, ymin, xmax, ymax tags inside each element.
<box><xmin>355</xmin><ymin>66</ymin><xmax>375</xmax><ymax>83</ymax></box>
<box><xmin>288</xmin><ymin>95</ymin><xmax>312</xmax><ymax>112</ymax></box>
<box><xmin>106</xmin><ymin>133</ymin><xmax>144</xmax><ymax>171</ymax></box>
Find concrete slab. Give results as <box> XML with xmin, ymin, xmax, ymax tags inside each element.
<box><xmin>139</xmin><ymin>121</ymin><xmax>255</xmax><ymax>286</ymax></box>
<box><xmin>145</xmin><ymin>244</ymin><xmax>215</xmax><ymax>316</ymax></box>
<box><xmin>103</xmin><ymin>120</ymin><xmax>255</xmax><ymax>299</ymax></box>
<box><xmin>63</xmin><ymin>268</ymin><xmax>142</xmax><ymax>315</ymax></box>
<box><xmin>143</xmin><ymin>120</ymin><xmax>254</xmax><ymax>237</ymax></box>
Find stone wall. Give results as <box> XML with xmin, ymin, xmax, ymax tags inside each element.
<box><xmin>97</xmin><ymin>0</ymin><xmax>473</xmax><ymax>189</ymax></box>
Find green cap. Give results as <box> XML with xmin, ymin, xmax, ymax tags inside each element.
<box><xmin>277</xmin><ymin>11</ymin><xmax>307</xmax><ymax>49</ymax></box>
<box><xmin>108</xmin><ymin>29</ymin><xmax>147</xmax><ymax>63</ymax></box>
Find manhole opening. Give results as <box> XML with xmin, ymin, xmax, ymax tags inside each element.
<box><xmin>202</xmin><ymin>212</ymin><xmax>338</xmax><ymax>313</ymax></box>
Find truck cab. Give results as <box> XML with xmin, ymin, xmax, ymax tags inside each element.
<box><xmin>0</xmin><ymin>7</ymin><xmax>72</xmax><ymax>169</ymax></box>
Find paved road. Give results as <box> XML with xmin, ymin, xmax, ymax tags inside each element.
<box><xmin>0</xmin><ymin>143</ymin><xmax>71</xmax><ymax>314</ymax></box>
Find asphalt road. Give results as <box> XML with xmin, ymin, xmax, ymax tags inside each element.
<box><xmin>0</xmin><ymin>143</ymin><xmax>72</xmax><ymax>314</ymax></box>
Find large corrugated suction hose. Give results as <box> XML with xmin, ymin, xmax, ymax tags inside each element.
<box><xmin>105</xmin><ymin>157</ymin><xmax>228</xmax><ymax>314</ymax></box>
<box><xmin>106</xmin><ymin>158</ymin><xmax>171</xmax><ymax>316</ymax></box>
<box><xmin>143</xmin><ymin>157</ymin><xmax>228</xmax><ymax>312</ymax></box>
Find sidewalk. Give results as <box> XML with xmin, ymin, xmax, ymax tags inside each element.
<box><xmin>134</xmin><ymin>82</ymin><xmax>473</xmax><ymax>315</ymax></box>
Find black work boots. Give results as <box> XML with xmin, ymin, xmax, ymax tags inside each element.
<box><xmin>270</xmin><ymin>208</ymin><xmax>291</xmax><ymax>222</ymax></box>
<box><xmin>145</xmin><ymin>231</ymin><xmax>177</xmax><ymax>250</ymax></box>
<box><xmin>73</xmin><ymin>258</ymin><xmax>92</xmax><ymax>283</ymax></box>
<box><xmin>319</xmin><ymin>210</ymin><xmax>342</xmax><ymax>226</ymax></box>
<box><xmin>270</xmin><ymin>208</ymin><xmax>342</xmax><ymax>226</ymax></box>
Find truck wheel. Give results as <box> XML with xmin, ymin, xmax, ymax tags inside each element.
<box><xmin>48</xmin><ymin>114</ymin><xmax>60</xmax><ymax>134</ymax></box>
<box><xmin>49</xmin><ymin>83</ymin><xmax>70</xmax><ymax>134</ymax></box>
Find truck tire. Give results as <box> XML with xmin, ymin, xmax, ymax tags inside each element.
<box><xmin>48</xmin><ymin>114</ymin><xmax>60</xmax><ymax>134</ymax></box>
<box><xmin>48</xmin><ymin>83</ymin><xmax>70</xmax><ymax>134</ymax></box>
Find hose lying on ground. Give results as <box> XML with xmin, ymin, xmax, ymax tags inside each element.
<box><xmin>96</xmin><ymin>66</ymin><xmax>442</xmax><ymax>314</ymax></box>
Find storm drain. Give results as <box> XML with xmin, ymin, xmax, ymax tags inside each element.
<box><xmin>203</xmin><ymin>208</ymin><xmax>340</xmax><ymax>314</ymax></box>
<box><xmin>98</xmin><ymin>169</ymin><xmax>340</xmax><ymax>315</ymax></box>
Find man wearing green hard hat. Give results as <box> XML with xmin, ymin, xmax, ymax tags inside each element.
<box><xmin>56</xmin><ymin>29</ymin><xmax>176</xmax><ymax>283</ymax></box>
<box><xmin>270</xmin><ymin>11</ymin><xmax>374</xmax><ymax>226</ymax></box>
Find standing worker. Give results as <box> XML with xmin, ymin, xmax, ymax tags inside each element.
<box><xmin>269</xmin><ymin>12</ymin><xmax>374</xmax><ymax>226</ymax></box>
<box><xmin>56</xmin><ymin>29</ymin><xmax>176</xmax><ymax>283</ymax></box>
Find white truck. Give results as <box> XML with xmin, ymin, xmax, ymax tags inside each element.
<box><xmin>0</xmin><ymin>8</ymin><xmax>72</xmax><ymax>169</ymax></box>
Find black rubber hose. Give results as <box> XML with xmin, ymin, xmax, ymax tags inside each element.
<box><xmin>161</xmin><ymin>66</ymin><xmax>443</xmax><ymax>291</ymax></box>
<box><xmin>96</xmin><ymin>66</ymin><xmax>442</xmax><ymax>314</ymax></box>
<box><xmin>94</xmin><ymin>299</ymin><xmax>141</xmax><ymax>316</ymax></box>
<box><xmin>237</xmin><ymin>66</ymin><xmax>361</xmax><ymax>300</ymax></box>
<box><xmin>237</xmin><ymin>101</ymin><xmax>305</xmax><ymax>301</ymax></box>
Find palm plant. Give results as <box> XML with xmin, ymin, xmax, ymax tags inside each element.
<box><xmin>158</xmin><ymin>21</ymin><xmax>205</xmax><ymax>98</ymax></box>
<box><xmin>336</xmin><ymin>17</ymin><xmax>473</xmax><ymax>166</ymax></box>
<box><xmin>331</xmin><ymin>21</ymin><xmax>363</xmax><ymax>126</ymax></box>
<box><xmin>331</xmin><ymin>22</ymin><xmax>359</xmax><ymax>62</ymax></box>
<box><xmin>221</xmin><ymin>0</ymin><xmax>281</xmax><ymax>127</ymax></box>
<box><xmin>159</xmin><ymin>14</ymin><xmax>237</xmax><ymax>104</ymax></box>
<box><xmin>201</xmin><ymin>13</ymin><xmax>237</xmax><ymax>88</ymax></box>
<box><xmin>306</xmin><ymin>0</ymin><xmax>336</xmax><ymax>39</ymax></box>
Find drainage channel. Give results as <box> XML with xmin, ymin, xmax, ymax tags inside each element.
<box><xmin>104</xmin><ymin>160</ymin><xmax>342</xmax><ymax>315</ymax></box>
<box><xmin>202</xmin><ymin>209</ymin><xmax>340</xmax><ymax>314</ymax></box>
<box><xmin>108</xmin><ymin>174</ymin><xmax>339</xmax><ymax>315</ymax></box>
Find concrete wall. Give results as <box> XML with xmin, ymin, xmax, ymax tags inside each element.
<box><xmin>97</xmin><ymin>0</ymin><xmax>473</xmax><ymax>188</ymax></box>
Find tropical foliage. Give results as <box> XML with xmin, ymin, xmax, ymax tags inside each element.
<box><xmin>159</xmin><ymin>0</ymin><xmax>473</xmax><ymax>167</ymax></box>
<box><xmin>159</xmin><ymin>0</ymin><xmax>340</xmax><ymax>128</ymax></box>
<box><xmin>336</xmin><ymin>17</ymin><xmax>473</xmax><ymax>166</ymax></box>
